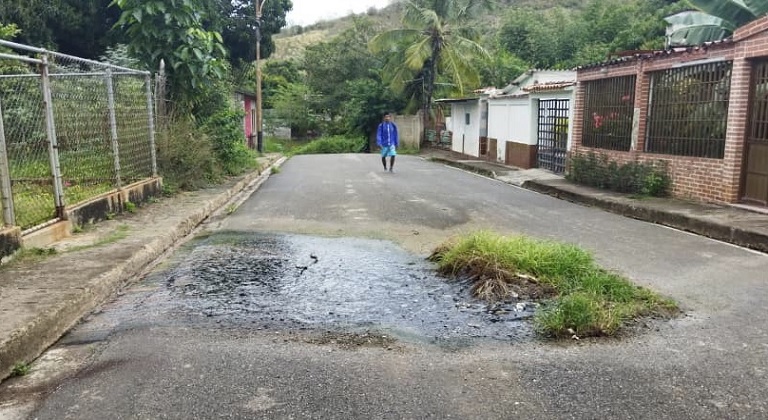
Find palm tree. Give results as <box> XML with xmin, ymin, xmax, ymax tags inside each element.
<box><xmin>666</xmin><ymin>0</ymin><xmax>768</xmax><ymax>47</ymax></box>
<box><xmin>369</xmin><ymin>0</ymin><xmax>490</xmax><ymax>143</ymax></box>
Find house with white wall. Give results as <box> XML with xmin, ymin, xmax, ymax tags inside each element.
<box><xmin>486</xmin><ymin>70</ymin><xmax>576</xmax><ymax>172</ymax></box>
<box><xmin>435</xmin><ymin>88</ymin><xmax>498</xmax><ymax>158</ymax></box>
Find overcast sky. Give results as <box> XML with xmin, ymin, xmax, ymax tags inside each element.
<box><xmin>286</xmin><ymin>0</ymin><xmax>392</xmax><ymax>26</ymax></box>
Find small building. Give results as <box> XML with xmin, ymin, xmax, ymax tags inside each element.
<box><xmin>234</xmin><ymin>90</ymin><xmax>257</xmax><ymax>148</ymax></box>
<box><xmin>487</xmin><ymin>70</ymin><xmax>576</xmax><ymax>172</ymax></box>
<box><xmin>435</xmin><ymin>88</ymin><xmax>496</xmax><ymax>158</ymax></box>
<box><xmin>572</xmin><ymin>16</ymin><xmax>768</xmax><ymax>206</ymax></box>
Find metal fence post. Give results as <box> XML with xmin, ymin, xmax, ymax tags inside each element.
<box><xmin>145</xmin><ymin>73</ymin><xmax>158</xmax><ymax>177</ymax></box>
<box><xmin>0</xmin><ymin>100</ymin><xmax>16</xmax><ymax>226</ymax></box>
<box><xmin>105</xmin><ymin>68</ymin><xmax>122</xmax><ymax>189</ymax></box>
<box><xmin>40</xmin><ymin>54</ymin><xmax>66</xmax><ymax>218</ymax></box>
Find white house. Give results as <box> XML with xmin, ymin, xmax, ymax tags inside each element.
<box><xmin>435</xmin><ymin>87</ymin><xmax>498</xmax><ymax>158</ymax></box>
<box><xmin>487</xmin><ymin>70</ymin><xmax>576</xmax><ymax>172</ymax></box>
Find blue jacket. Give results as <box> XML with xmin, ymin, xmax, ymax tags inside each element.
<box><xmin>376</xmin><ymin>121</ymin><xmax>399</xmax><ymax>148</ymax></box>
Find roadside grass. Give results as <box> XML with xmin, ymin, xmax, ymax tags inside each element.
<box><xmin>429</xmin><ymin>231</ymin><xmax>678</xmax><ymax>338</ymax></box>
<box><xmin>395</xmin><ymin>146</ymin><xmax>420</xmax><ymax>155</ymax></box>
<box><xmin>1</xmin><ymin>247</ymin><xmax>58</xmax><ymax>268</ymax></box>
<box><xmin>12</xmin><ymin>158</ymin><xmax>114</xmax><ymax>229</ymax></box>
<box><xmin>67</xmin><ymin>224</ymin><xmax>130</xmax><ymax>253</ymax></box>
<box><xmin>291</xmin><ymin>136</ymin><xmax>365</xmax><ymax>155</ymax></box>
<box><xmin>264</xmin><ymin>137</ymin><xmax>306</xmax><ymax>155</ymax></box>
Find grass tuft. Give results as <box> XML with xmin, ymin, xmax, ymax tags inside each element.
<box><xmin>429</xmin><ymin>231</ymin><xmax>678</xmax><ymax>338</ymax></box>
<box><xmin>11</xmin><ymin>362</ymin><xmax>31</xmax><ymax>377</ymax></box>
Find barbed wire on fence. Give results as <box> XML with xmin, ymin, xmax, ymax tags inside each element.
<box><xmin>0</xmin><ymin>40</ymin><xmax>157</xmax><ymax>230</ymax></box>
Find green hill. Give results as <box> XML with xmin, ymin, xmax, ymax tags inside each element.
<box><xmin>271</xmin><ymin>0</ymin><xmax>584</xmax><ymax>63</ymax></box>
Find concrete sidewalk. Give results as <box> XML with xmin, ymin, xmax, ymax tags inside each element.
<box><xmin>0</xmin><ymin>155</ymin><xmax>284</xmax><ymax>380</ymax></box>
<box><xmin>421</xmin><ymin>147</ymin><xmax>768</xmax><ymax>253</ymax></box>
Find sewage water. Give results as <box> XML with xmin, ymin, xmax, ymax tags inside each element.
<box><xmin>157</xmin><ymin>232</ymin><xmax>536</xmax><ymax>342</ymax></box>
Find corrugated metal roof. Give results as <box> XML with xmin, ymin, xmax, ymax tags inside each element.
<box><xmin>576</xmin><ymin>38</ymin><xmax>734</xmax><ymax>70</ymax></box>
<box><xmin>434</xmin><ymin>96</ymin><xmax>479</xmax><ymax>103</ymax></box>
<box><xmin>522</xmin><ymin>81</ymin><xmax>576</xmax><ymax>92</ymax></box>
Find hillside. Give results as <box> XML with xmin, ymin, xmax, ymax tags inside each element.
<box><xmin>271</xmin><ymin>0</ymin><xmax>583</xmax><ymax>62</ymax></box>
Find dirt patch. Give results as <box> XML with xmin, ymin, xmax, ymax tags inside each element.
<box><xmin>467</xmin><ymin>273</ymin><xmax>558</xmax><ymax>303</ymax></box>
<box><xmin>299</xmin><ymin>331</ymin><xmax>400</xmax><ymax>351</ymax></box>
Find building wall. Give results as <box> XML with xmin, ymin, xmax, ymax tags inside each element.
<box><xmin>392</xmin><ymin>114</ymin><xmax>422</xmax><ymax>149</ymax></box>
<box><xmin>489</xmin><ymin>97</ymin><xmax>534</xmax><ymax>167</ymax></box>
<box><xmin>243</xmin><ymin>97</ymin><xmax>254</xmax><ymax>140</ymax></box>
<box><xmin>572</xmin><ymin>22</ymin><xmax>768</xmax><ymax>204</ymax></box>
<box><xmin>450</xmin><ymin>102</ymin><xmax>482</xmax><ymax>157</ymax></box>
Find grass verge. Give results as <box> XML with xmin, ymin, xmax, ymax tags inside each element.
<box><xmin>428</xmin><ymin>231</ymin><xmax>678</xmax><ymax>338</ymax></box>
<box><xmin>291</xmin><ymin>136</ymin><xmax>365</xmax><ymax>155</ymax></box>
<box><xmin>67</xmin><ymin>224</ymin><xmax>130</xmax><ymax>253</ymax></box>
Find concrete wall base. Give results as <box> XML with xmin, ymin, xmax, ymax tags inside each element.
<box><xmin>20</xmin><ymin>178</ymin><xmax>163</xmax><ymax>251</ymax></box>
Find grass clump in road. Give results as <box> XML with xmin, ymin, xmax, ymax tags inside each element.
<box><xmin>428</xmin><ymin>231</ymin><xmax>678</xmax><ymax>338</ymax></box>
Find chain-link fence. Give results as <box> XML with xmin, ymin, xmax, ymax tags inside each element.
<box><xmin>0</xmin><ymin>40</ymin><xmax>156</xmax><ymax>230</ymax></box>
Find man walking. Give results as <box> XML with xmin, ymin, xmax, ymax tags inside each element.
<box><xmin>376</xmin><ymin>112</ymin><xmax>399</xmax><ymax>172</ymax></box>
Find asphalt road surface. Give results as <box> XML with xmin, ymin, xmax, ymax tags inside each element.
<box><xmin>2</xmin><ymin>154</ymin><xmax>768</xmax><ymax>420</ymax></box>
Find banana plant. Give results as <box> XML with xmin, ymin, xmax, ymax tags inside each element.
<box><xmin>665</xmin><ymin>0</ymin><xmax>768</xmax><ymax>46</ymax></box>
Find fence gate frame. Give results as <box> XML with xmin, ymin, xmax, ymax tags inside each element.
<box><xmin>536</xmin><ymin>99</ymin><xmax>570</xmax><ymax>174</ymax></box>
<box><xmin>742</xmin><ymin>59</ymin><xmax>768</xmax><ymax>205</ymax></box>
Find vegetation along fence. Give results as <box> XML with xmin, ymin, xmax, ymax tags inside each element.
<box><xmin>0</xmin><ymin>40</ymin><xmax>157</xmax><ymax>230</ymax></box>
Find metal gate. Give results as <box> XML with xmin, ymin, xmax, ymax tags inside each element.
<box><xmin>537</xmin><ymin>99</ymin><xmax>570</xmax><ymax>174</ymax></box>
<box><xmin>743</xmin><ymin>61</ymin><xmax>768</xmax><ymax>205</ymax></box>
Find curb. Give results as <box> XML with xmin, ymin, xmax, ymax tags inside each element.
<box><xmin>523</xmin><ymin>179</ymin><xmax>768</xmax><ymax>254</ymax></box>
<box><xmin>0</xmin><ymin>156</ymin><xmax>285</xmax><ymax>381</ymax></box>
<box><xmin>428</xmin><ymin>157</ymin><xmax>497</xmax><ymax>178</ymax></box>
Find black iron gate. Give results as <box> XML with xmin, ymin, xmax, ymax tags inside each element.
<box><xmin>537</xmin><ymin>99</ymin><xmax>570</xmax><ymax>174</ymax></box>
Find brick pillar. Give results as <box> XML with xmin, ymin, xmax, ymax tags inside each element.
<box><xmin>634</xmin><ymin>61</ymin><xmax>650</xmax><ymax>153</ymax></box>
<box><xmin>572</xmin><ymin>80</ymin><xmax>586</xmax><ymax>151</ymax></box>
<box><xmin>722</xmin><ymin>56</ymin><xmax>752</xmax><ymax>203</ymax></box>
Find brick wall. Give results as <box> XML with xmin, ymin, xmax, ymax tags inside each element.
<box><xmin>572</xmin><ymin>15</ymin><xmax>768</xmax><ymax>204</ymax></box>
<box><xmin>570</xmin><ymin>147</ymin><xmax>729</xmax><ymax>202</ymax></box>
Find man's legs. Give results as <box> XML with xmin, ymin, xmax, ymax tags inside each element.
<box><xmin>381</xmin><ymin>156</ymin><xmax>387</xmax><ymax>170</ymax></box>
<box><xmin>389</xmin><ymin>155</ymin><xmax>395</xmax><ymax>172</ymax></box>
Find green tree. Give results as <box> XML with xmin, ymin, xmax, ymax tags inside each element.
<box><xmin>665</xmin><ymin>0</ymin><xmax>768</xmax><ymax>46</ymax></box>
<box><xmin>304</xmin><ymin>17</ymin><xmax>383</xmax><ymax>121</ymax></box>
<box><xmin>204</xmin><ymin>0</ymin><xmax>292</xmax><ymax>65</ymax></box>
<box><xmin>369</xmin><ymin>0</ymin><xmax>489</xmax><ymax>140</ymax></box>
<box><xmin>0</xmin><ymin>0</ymin><xmax>120</xmax><ymax>59</ymax></box>
<box><xmin>339</xmin><ymin>78</ymin><xmax>406</xmax><ymax>142</ymax></box>
<box><xmin>476</xmin><ymin>48</ymin><xmax>528</xmax><ymax>88</ymax></box>
<box><xmin>272</xmin><ymin>83</ymin><xmax>320</xmax><ymax>138</ymax></box>
<box><xmin>261</xmin><ymin>60</ymin><xmax>301</xmax><ymax>108</ymax></box>
<box><xmin>498</xmin><ymin>0</ymin><xmax>681</xmax><ymax>68</ymax></box>
<box><xmin>112</xmin><ymin>0</ymin><xmax>228</xmax><ymax>104</ymax></box>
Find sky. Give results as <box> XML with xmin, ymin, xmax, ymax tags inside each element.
<box><xmin>286</xmin><ymin>0</ymin><xmax>392</xmax><ymax>26</ymax></box>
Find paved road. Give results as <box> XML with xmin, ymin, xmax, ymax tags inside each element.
<box><xmin>3</xmin><ymin>154</ymin><xmax>768</xmax><ymax>419</ymax></box>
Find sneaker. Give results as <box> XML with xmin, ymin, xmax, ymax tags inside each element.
<box><xmin>389</xmin><ymin>168</ymin><xmax>394</xmax><ymax>173</ymax></box>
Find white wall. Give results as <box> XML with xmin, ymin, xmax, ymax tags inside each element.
<box><xmin>488</xmin><ymin>96</ymin><xmax>532</xmax><ymax>163</ymax></box>
<box><xmin>450</xmin><ymin>102</ymin><xmax>482</xmax><ymax>157</ymax></box>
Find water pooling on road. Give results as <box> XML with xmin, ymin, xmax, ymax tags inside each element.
<box><xmin>155</xmin><ymin>232</ymin><xmax>538</xmax><ymax>342</ymax></box>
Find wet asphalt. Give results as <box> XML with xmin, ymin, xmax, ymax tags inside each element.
<box><xmin>5</xmin><ymin>154</ymin><xmax>768</xmax><ymax>419</ymax></box>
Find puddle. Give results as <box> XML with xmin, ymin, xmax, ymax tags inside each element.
<box><xmin>153</xmin><ymin>232</ymin><xmax>537</xmax><ymax>342</ymax></box>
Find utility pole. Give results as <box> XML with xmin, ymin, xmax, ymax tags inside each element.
<box><xmin>255</xmin><ymin>0</ymin><xmax>267</xmax><ymax>153</ymax></box>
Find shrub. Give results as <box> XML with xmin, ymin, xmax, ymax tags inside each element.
<box><xmin>156</xmin><ymin>116</ymin><xmax>222</xmax><ymax>191</ymax></box>
<box><xmin>200</xmin><ymin>108</ymin><xmax>256</xmax><ymax>175</ymax></box>
<box><xmin>567</xmin><ymin>152</ymin><xmax>670</xmax><ymax>197</ymax></box>
<box><xmin>292</xmin><ymin>136</ymin><xmax>365</xmax><ymax>155</ymax></box>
